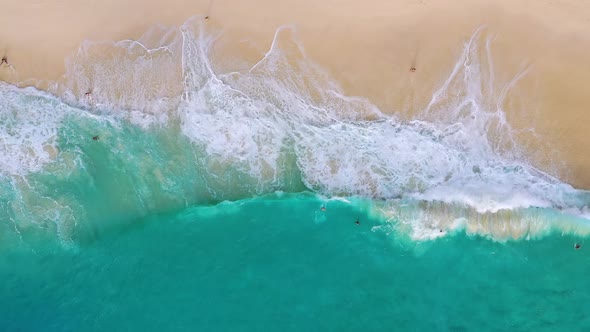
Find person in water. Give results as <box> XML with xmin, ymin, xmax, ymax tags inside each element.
<box><xmin>92</xmin><ymin>135</ymin><xmax>100</xmax><ymax>141</ymax></box>
<box><xmin>320</xmin><ymin>206</ymin><xmax>326</xmax><ymax>211</ymax></box>
<box><xmin>355</xmin><ymin>219</ymin><xmax>360</xmax><ymax>225</ymax></box>
<box><xmin>575</xmin><ymin>244</ymin><xmax>581</xmax><ymax>250</ymax></box>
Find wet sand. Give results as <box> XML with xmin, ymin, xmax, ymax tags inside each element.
<box><xmin>1</xmin><ymin>0</ymin><xmax>590</xmax><ymax>188</ymax></box>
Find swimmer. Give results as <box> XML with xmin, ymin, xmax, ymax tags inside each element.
<box><xmin>355</xmin><ymin>219</ymin><xmax>360</xmax><ymax>225</ymax></box>
<box><xmin>92</xmin><ymin>135</ymin><xmax>100</xmax><ymax>141</ymax></box>
<box><xmin>320</xmin><ymin>206</ymin><xmax>326</xmax><ymax>211</ymax></box>
<box><xmin>575</xmin><ymin>244</ymin><xmax>581</xmax><ymax>250</ymax></box>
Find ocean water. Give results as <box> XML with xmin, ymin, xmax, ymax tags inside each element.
<box><xmin>1</xmin><ymin>17</ymin><xmax>590</xmax><ymax>331</ymax></box>
<box><xmin>2</xmin><ymin>193</ymin><xmax>590</xmax><ymax>332</ymax></box>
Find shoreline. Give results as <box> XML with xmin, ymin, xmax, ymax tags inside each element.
<box><xmin>1</xmin><ymin>0</ymin><xmax>590</xmax><ymax>188</ymax></box>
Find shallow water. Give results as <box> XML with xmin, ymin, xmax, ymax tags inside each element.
<box><xmin>2</xmin><ymin>194</ymin><xmax>589</xmax><ymax>331</ymax></box>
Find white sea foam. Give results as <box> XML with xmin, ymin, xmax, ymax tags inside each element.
<box><xmin>56</xmin><ymin>24</ymin><xmax>185</xmax><ymax>127</ymax></box>
<box><xmin>1</xmin><ymin>17</ymin><xmax>589</xmax><ymax>243</ymax></box>
<box><xmin>0</xmin><ymin>84</ymin><xmax>68</xmax><ymax>175</ymax></box>
<box><xmin>0</xmin><ymin>83</ymin><xmax>103</xmax><ymax>245</ymax></box>
<box><xmin>174</xmin><ymin>20</ymin><xmax>590</xmax><ymax>220</ymax></box>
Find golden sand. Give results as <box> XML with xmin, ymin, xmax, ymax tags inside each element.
<box><xmin>1</xmin><ymin>0</ymin><xmax>590</xmax><ymax>187</ymax></box>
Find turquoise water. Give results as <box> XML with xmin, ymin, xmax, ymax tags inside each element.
<box><xmin>1</xmin><ymin>19</ymin><xmax>590</xmax><ymax>331</ymax></box>
<box><xmin>2</xmin><ymin>193</ymin><xmax>589</xmax><ymax>331</ymax></box>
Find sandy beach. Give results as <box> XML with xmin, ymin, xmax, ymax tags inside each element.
<box><xmin>1</xmin><ymin>0</ymin><xmax>590</xmax><ymax>188</ymax></box>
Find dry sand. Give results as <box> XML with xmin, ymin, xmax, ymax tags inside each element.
<box><xmin>1</xmin><ymin>0</ymin><xmax>590</xmax><ymax>187</ymax></box>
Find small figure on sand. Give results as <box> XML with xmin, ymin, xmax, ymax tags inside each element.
<box><xmin>85</xmin><ymin>90</ymin><xmax>94</xmax><ymax>103</ymax></box>
<box><xmin>410</xmin><ymin>67</ymin><xmax>417</xmax><ymax>73</ymax></box>
<box><xmin>1</xmin><ymin>56</ymin><xmax>15</xmax><ymax>69</ymax></box>
<box><xmin>92</xmin><ymin>135</ymin><xmax>100</xmax><ymax>141</ymax></box>
<box><xmin>355</xmin><ymin>218</ymin><xmax>360</xmax><ymax>225</ymax></box>
<box><xmin>575</xmin><ymin>243</ymin><xmax>581</xmax><ymax>250</ymax></box>
<box><xmin>205</xmin><ymin>16</ymin><xmax>209</xmax><ymax>20</ymax></box>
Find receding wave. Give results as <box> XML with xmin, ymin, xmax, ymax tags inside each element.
<box><xmin>0</xmin><ymin>17</ymin><xmax>589</xmax><ymax>246</ymax></box>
